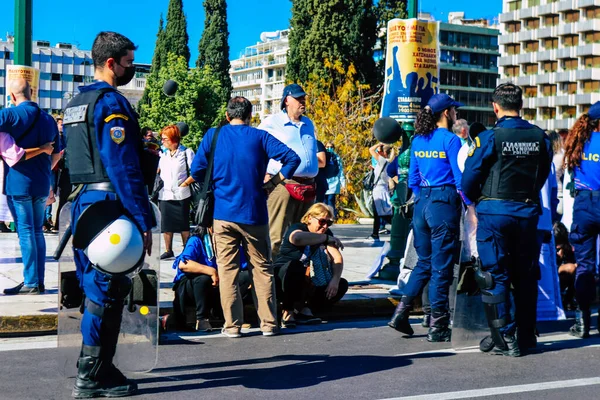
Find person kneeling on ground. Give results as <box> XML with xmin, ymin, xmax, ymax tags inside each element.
<box><xmin>273</xmin><ymin>203</ymin><xmax>348</xmax><ymax>327</ymax></box>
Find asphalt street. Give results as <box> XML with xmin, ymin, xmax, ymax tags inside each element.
<box><xmin>0</xmin><ymin>317</ymin><xmax>599</xmax><ymax>400</ymax></box>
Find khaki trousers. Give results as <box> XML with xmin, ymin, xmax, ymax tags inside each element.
<box><xmin>213</xmin><ymin>220</ymin><xmax>277</xmax><ymax>332</ymax></box>
<box><xmin>267</xmin><ymin>181</ymin><xmax>313</xmax><ymax>259</ymax></box>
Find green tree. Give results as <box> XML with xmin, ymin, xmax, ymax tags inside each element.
<box><xmin>197</xmin><ymin>0</ymin><xmax>232</xmax><ymax>103</ymax></box>
<box><xmin>138</xmin><ymin>54</ymin><xmax>225</xmax><ymax>151</ymax></box>
<box><xmin>287</xmin><ymin>0</ymin><xmax>378</xmax><ymax>86</ymax></box>
<box><xmin>139</xmin><ymin>14</ymin><xmax>167</xmax><ymax>113</ymax></box>
<box><xmin>375</xmin><ymin>0</ymin><xmax>408</xmax><ymax>83</ymax></box>
<box><xmin>165</xmin><ymin>0</ymin><xmax>191</xmax><ymax>64</ymax></box>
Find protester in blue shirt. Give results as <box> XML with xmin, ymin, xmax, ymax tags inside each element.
<box><xmin>0</xmin><ymin>78</ymin><xmax>61</xmax><ymax>295</ymax></box>
<box><xmin>563</xmin><ymin>101</ymin><xmax>600</xmax><ymax>339</ymax></box>
<box><xmin>462</xmin><ymin>83</ymin><xmax>551</xmax><ymax>356</ymax></box>
<box><xmin>191</xmin><ymin>96</ymin><xmax>300</xmax><ymax>338</ymax></box>
<box><xmin>388</xmin><ymin>93</ymin><xmax>465</xmax><ymax>343</ymax></box>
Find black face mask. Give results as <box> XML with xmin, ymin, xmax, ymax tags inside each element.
<box><xmin>115</xmin><ymin>63</ymin><xmax>136</xmax><ymax>86</ymax></box>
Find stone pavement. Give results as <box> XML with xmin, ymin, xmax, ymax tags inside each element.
<box><xmin>0</xmin><ymin>224</ymin><xmax>400</xmax><ymax>334</ymax></box>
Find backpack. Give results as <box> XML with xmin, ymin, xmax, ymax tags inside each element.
<box><xmin>324</xmin><ymin>152</ymin><xmax>340</xmax><ymax>178</ymax></box>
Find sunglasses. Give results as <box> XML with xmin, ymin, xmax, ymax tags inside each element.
<box><xmin>313</xmin><ymin>216</ymin><xmax>334</xmax><ymax>227</ymax></box>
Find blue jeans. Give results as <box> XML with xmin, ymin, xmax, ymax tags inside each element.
<box><xmin>325</xmin><ymin>194</ymin><xmax>337</xmax><ymax>219</ymax></box>
<box><xmin>7</xmin><ymin>195</ymin><xmax>48</xmax><ymax>287</ymax></box>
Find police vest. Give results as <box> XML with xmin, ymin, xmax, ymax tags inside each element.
<box><xmin>480</xmin><ymin>127</ymin><xmax>548</xmax><ymax>202</ymax></box>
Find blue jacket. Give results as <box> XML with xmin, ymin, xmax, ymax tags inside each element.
<box><xmin>0</xmin><ymin>101</ymin><xmax>60</xmax><ymax>196</ymax></box>
<box><xmin>572</xmin><ymin>130</ymin><xmax>600</xmax><ymax>191</ymax></box>
<box><xmin>462</xmin><ymin>116</ymin><xmax>552</xmax><ymax>218</ymax></box>
<box><xmin>191</xmin><ymin>124</ymin><xmax>300</xmax><ymax>226</ymax></box>
<box><xmin>79</xmin><ymin>81</ymin><xmax>152</xmax><ymax>232</ymax></box>
<box><xmin>408</xmin><ymin>127</ymin><xmax>464</xmax><ymax>196</ymax></box>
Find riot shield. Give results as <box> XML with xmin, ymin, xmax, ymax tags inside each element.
<box><xmin>58</xmin><ymin>202</ymin><xmax>161</xmax><ymax>377</ymax></box>
<box><xmin>451</xmin><ymin>206</ymin><xmax>488</xmax><ymax>350</ymax></box>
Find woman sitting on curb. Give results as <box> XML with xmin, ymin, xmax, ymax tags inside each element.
<box><xmin>273</xmin><ymin>203</ymin><xmax>348</xmax><ymax>327</ymax></box>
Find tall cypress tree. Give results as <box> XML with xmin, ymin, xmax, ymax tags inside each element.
<box><xmin>197</xmin><ymin>0</ymin><xmax>232</xmax><ymax>102</ymax></box>
<box><xmin>376</xmin><ymin>0</ymin><xmax>408</xmax><ymax>80</ymax></box>
<box><xmin>139</xmin><ymin>14</ymin><xmax>167</xmax><ymax>115</ymax></box>
<box><xmin>287</xmin><ymin>0</ymin><xmax>311</xmax><ymax>84</ymax></box>
<box><xmin>165</xmin><ymin>0</ymin><xmax>191</xmax><ymax>64</ymax></box>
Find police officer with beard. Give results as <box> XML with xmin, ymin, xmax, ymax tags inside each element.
<box><xmin>462</xmin><ymin>83</ymin><xmax>552</xmax><ymax>357</ymax></box>
<box><xmin>63</xmin><ymin>32</ymin><xmax>152</xmax><ymax>398</ymax></box>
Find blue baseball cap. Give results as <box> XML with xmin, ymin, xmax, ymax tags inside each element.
<box><xmin>426</xmin><ymin>93</ymin><xmax>464</xmax><ymax>114</ymax></box>
<box><xmin>588</xmin><ymin>101</ymin><xmax>600</xmax><ymax>120</ymax></box>
<box><xmin>280</xmin><ymin>83</ymin><xmax>307</xmax><ymax>110</ymax></box>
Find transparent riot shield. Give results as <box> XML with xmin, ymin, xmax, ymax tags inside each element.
<box><xmin>58</xmin><ymin>201</ymin><xmax>161</xmax><ymax>377</ymax></box>
<box><xmin>451</xmin><ymin>206</ymin><xmax>488</xmax><ymax>350</ymax></box>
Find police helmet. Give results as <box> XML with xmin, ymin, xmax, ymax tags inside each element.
<box><xmin>73</xmin><ymin>200</ymin><xmax>145</xmax><ymax>276</ymax></box>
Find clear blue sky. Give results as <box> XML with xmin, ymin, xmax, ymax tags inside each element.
<box><xmin>0</xmin><ymin>0</ymin><xmax>502</xmax><ymax>65</ymax></box>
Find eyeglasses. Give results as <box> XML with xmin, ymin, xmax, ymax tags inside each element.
<box><xmin>161</xmin><ymin>137</ymin><xmax>170</xmax><ymax>142</ymax></box>
<box><xmin>312</xmin><ymin>216</ymin><xmax>333</xmax><ymax>227</ymax></box>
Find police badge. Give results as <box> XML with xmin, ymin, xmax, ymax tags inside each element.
<box><xmin>110</xmin><ymin>126</ymin><xmax>126</xmax><ymax>144</ymax></box>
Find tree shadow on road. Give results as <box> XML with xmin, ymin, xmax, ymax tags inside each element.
<box><xmin>134</xmin><ymin>352</ymin><xmax>452</xmax><ymax>395</ymax></box>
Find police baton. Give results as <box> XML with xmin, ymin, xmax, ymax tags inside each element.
<box><xmin>53</xmin><ymin>225</ymin><xmax>72</xmax><ymax>260</ymax></box>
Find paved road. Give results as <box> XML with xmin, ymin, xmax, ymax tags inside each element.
<box><xmin>1</xmin><ymin>317</ymin><xmax>599</xmax><ymax>400</ymax></box>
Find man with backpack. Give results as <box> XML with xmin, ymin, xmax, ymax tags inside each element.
<box><xmin>324</xmin><ymin>142</ymin><xmax>345</xmax><ymax>219</ymax></box>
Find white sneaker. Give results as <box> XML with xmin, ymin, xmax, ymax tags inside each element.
<box><xmin>262</xmin><ymin>329</ymin><xmax>278</xmax><ymax>337</ymax></box>
<box><xmin>221</xmin><ymin>327</ymin><xmax>242</xmax><ymax>338</ymax></box>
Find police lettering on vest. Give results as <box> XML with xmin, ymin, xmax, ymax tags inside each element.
<box><xmin>481</xmin><ymin>127</ymin><xmax>548</xmax><ymax>202</ymax></box>
<box><xmin>413</xmin><ymin>150</ymin><xmax>447</xmax><ymax>159</ymax></box>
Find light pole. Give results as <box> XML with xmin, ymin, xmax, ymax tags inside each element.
<box><xmin>14</xmin><ymin>0</ymin><xmax>32</xmax><ymax>66</ymax></box>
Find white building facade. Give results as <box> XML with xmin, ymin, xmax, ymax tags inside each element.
<box><xmin>499</xmin><ymin>0</ymin><xmax>600</xmax><ymax>131</ymax></box>
<box><xmin>229</xmin><ymin>30</ymin><xmax>289</xmax><ymax>121</ymax></box>
<box><xmin>0</xmin><ymin>38</ymin><xmax>149</xmax><ymax>114</ymax></box>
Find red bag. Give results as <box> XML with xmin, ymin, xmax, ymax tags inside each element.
<box><xmin>284</xmin><ymin>183</ymin><xmax>316</xmax><ymax>203</ymax></box>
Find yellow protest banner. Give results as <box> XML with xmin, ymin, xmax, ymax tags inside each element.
<box><xmin>6</xmin><ymin>65</ymin><xmax>40</xmax><ymax>106</ymax></box>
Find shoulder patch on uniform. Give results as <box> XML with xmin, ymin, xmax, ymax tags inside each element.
<box><xmin>468</xmin><ymin>146</ymin><xmax>475</xmax><ymax>157</ymax></box>
<box><xmin>475</xmin><ymin>137</ymin><xmax>481</xmax><ymax>148</ymax></box>
<box><xmin>63</xmin><ymin>105</ymin><xmax>88</xmax><ymax>124</ymax></box>
<box><xmin>104</xmin><ymin>113</ymin><xmax>129</xmax><ymax>123</ymax></box>
<box><xmin>110</xmin><ymin>127</ymin><xmax>126</xmax><ymax>144</ymax></box>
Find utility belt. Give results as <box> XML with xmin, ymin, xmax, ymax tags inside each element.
<box><xmin>419</xmin><ymin>184</ymin><xmax>456</xmax><ymax>194</ymax></box>
<box><xmin>479</xmin><ymin>196</ymin><xmax>538</xmax><ymax>204</ymax></box>
<box><xmin>574</xmin><ymin>189</ymin><xmax>600</xmax><ymax>198</ymax></box>
<box><xmin>85</xmin><ymin>182</ymin><xmax>115</xmax><ymax>193</ymax></box>
<box><xmin>290</xmin><ymin>176</ymin><xmax>315</xmax><ymax>184</ymax></box>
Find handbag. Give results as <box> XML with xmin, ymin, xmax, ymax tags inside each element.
<box><xmin>284</xmin><ymin>182</ymin><xmax>316</xmax><ymax>203</ymax></box>
<box><xmin>195</xmin><ymin>127</ymin><xmax>222</xmax><ymax>228</ymax></box>
<box><xmin>309</xmin><ymin>246</ymin><xmax>334</xmax><ymax>287</ymax></box>
<box><xmin>362</xmin><ymin>170</ymin><xmax>375</xmax><ymax>191</ymax></box>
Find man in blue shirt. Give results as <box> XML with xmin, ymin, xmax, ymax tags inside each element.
<box><xmin>192</xmin><ymin>96</ymin><xmax>300</xmax><ymax>338</ymax></box>
<box><xmin>1</xmin><ymin>78</ymin><xmax>61</xmax><ymax>295</ymax></box>
<box><xmin>462</xmin><ymin>83</ymin><xmax>552</xmax><ymax>356</ymax></box>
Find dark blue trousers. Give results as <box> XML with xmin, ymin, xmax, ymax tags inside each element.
<box><xmin>569</xmin><ymin>191</ymin><xmax>600</xmax><ymax>311</ymax></box>
<box><xmin>72</xmin><ymin>190</ymin><xmax>131</xmax><ymax>346</ymax></box>
<box><xmin>477</xmin><ymin>212</ymin><xmax>540</xmax><ymax>336</ymax></box>
<box><xmin>403</xmin><ymin>186</ymin><xmax>461</xmax><ymax>313</ymax></box>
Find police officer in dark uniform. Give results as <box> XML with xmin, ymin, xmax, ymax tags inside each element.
<box><xmin>462</xmin><ymin>83</ymin><xmax>552</xmax><ymax>357</ymax></box>
<box><xmin>563</xmin><ymin>101</ymin><xmax>600</xmax><ymax>339</ymax></box>
<box><xmin>63</xmin><ymin>32</ymin><xmax>153</xmax><ymax>398</ymax></box>
<box><xmin>388</xmin><ymin>93</ymin><xmax>466</xmax><ymax>342</ymax></box>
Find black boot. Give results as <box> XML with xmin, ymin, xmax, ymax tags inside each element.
<box><xmin>491</xmin><ymin>333</ymin><xmax>521</xmax><ymax>357</ymax></box>
<box><xmin>569</xmin><ymin>309</ymin><xmax>591</xmax><ymax>339</ymax></box>
<box><xmin>427</xmin><ymin>310</ymin><xmax>451</xmax><ymax>342</ymax></box>
<box><xmin>72</xmin><ymin>345</ymin><xmax>137</xmax><ymax>398</ymax></box>
<box><xmin>388</xmin><ymin>298</ymin><xmax>414</xmax><ymax>336</ymax></box>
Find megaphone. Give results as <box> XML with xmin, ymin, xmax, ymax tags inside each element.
<box><xmin>163</xmin><ymin>80</ymin><xmax>178</xmax><ymax>97</ymax></box>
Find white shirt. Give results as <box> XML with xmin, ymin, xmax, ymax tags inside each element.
<box><xmin>158</xmin><ymin>145</ymin><xmax>195</xmax><ymax>201</ymax></box>
<box><xmin>259</xmin><ymin>111</ymin><xmax>318</xmax><ymax>178</ymax></box>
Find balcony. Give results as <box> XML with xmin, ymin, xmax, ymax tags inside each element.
<box><xmin>232</xmin><ymin>79</ymin><xmax>262</xmax><ymax>88</ymax></box>
<box><xmin>500</xmin><ymin>11</ymin><xmax>518</xmax><ymax>23</ymax></box>
<box><xmin>558</xmin><ymin>23</ymin><xmax>576</xmax><ymax>36</ymax></box>
<box><xmin>576</xmin><ymin>93</ymin><xmax>600</xmax><ymax>104</ymax></box>
<box><xmin>523</xmin><ymin>97</ymin><xmax>536</xmax><ymax>108</ymax></box>
<box><xmin>577</xmin><ymin>0</ymin><xmax>599</xmax><ymax>8</ymax></box>
<box><xmin>538</xmin><ymin>3</ymin><xmax>558</xmax><ymax>15</ymax></box>
<box><xmin>557</xmin><ymin>0</ymin><xmax>576</xmax><ymax>12</ymax></box>
<box><xmin>557</xmin><ymin>46</ymin><xmax>578</xmax><ymax>59</ymax></box>
<box><xmin>536</xmin><ymin>73</ymin><xmax>555</xmax><ymax>84</ymax></box>
<box><xmin>498</xmin><ymin>56</ymin><xmax>517</xmax><ymax>66</ymax></box>
<box><xmin>499</xmin><ymin>33</ymin><xmax>520</xmax><ymax>45</ymax></box>
<box><xmin>518</xmin><ymin>52</ymin><xmax>537</xmax><ymax>64</ymax></box>
<box><xmin>555</xmin><ymin>94</ymin><xmax>576</xmax><ymax>106</ymax></box>
<box><xmin>554</xmin><ymin>118</ymin><xmax>575</xmax><ymax>130</ymax></box>
<box><xmin>537</xmin><ymin>50</ymin><xmax>555</xmax><ymax>61</ymax></box>
<box><xmin>519</xmin><ymin>8</ymin><xmax>536</xmax><ymax>19</ymax></box>
<box><xmin>518</xmin><ymin>30</ymin><xmax>536</xmax><ymax>41</ymax></box>
<box><xmin>577</xmin><ymin>19</ymin><xmax>600</xmax><ymax>33</ymax></box>
<box><xmin>576</xmin><ymin>68</ymin><xmax>600</xmax><ymax>80</ymax></box>
<box><xmin>577</xmin><ymin>43</ymin><xmax>600</xmax><ymax>56</ymax></box>
<box><xmin>556</xmin><ymin>70</ymin><xmax>577</xmax><ymax>82</ymax></box>
<box><xmin>516</xmin><ymin>75</ymin><xmax>535</xmax><ymax>86</ymax></box>
<box><xmin>536</xmin><ymin>96</ymin><xmax>556</xmax><ymax>107</ymax></box>
<box><xmin>537</xmin><ymin>26</ymin><xmax>558</xmax><ymax>39</ymax></box>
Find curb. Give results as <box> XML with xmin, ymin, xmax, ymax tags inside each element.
<box><xmin>0</xmin><ymin>315</ymin><xmax>58</xmax><ymax>337</ymax></box>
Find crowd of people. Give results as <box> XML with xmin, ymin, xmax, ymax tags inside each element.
<box><xmin>1</xmin><ymin>29</ymin><xmax>599</xmax><ymax>398</ymax></box>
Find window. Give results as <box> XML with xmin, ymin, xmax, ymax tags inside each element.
<box><xmin>583</xmin><ymin>55</ymin><xmax>600</xmax><ymax>67</ymax></box>
<box><xmin>544</xmin><ymin>15</ymin><xmax>559</xmax><ymax>26</ymax></box>
<box><xmin>585</xmin><ymin>7</ymin><xmax>600</xmax><ymax>19</ymax></box>
<box><xmin>542</xmin><ymin>61</ymin><xmax>557</xmax><ymax>73</ymax></box>
<box><xmin>509</xmin><ymin>1</ymin><xmax>522</xmax><ymax>11</ymax></box>
<box><xmin>523</xmin><ymin>109</ymin><xmax>536</xmax><ymax>120</ymax></box>
<box><xmin>564</xmin><ymin>10</ymin><xmax>580</xmax><ymax>23</ymax></box>
<box><xmin>506</xmin><ymin>22</ymin><xmax>521</xmax><ymax>33</ymax></box>
<box><xmin>528</xmin><ymin>0</ymin><xmax>540</xmax><ymax>6</ymax></box>
<box><xmin>40</xmin><ymin>72</ymin><xmax>51</xmax><ymax>80</ymax></box>
<box><xmin>524</xmin><ymin>63</ymin><xmax>538</xmax><ymax>75</ymax></box>
<box><xmin>51</xmin><ymin>73</ymin><xmax>61</xmax><ymax>81</ymax></box>
<box><xmin>524</xmin><ymin>40</ymin><xmax>539</xmax><ymax>52</ymax></box>
<box><xmin>540</xmin><ymin>107</ymin><xmax>556</xmax><ymax>120</ymax></box>
<box><xmin>541</xmin><ymin>84</ymin><xmax>557</xmax><ymax>96</ymax></box>
<box><xmin>506</xmin><ymin>43</ymin><xmax>521</xmax><ymax>55</ymax></box>
<box><xmin>563</xmin><ymin>58</ymin><xmax>578</xmax><ymax>70</ymax></box>
<box><xmin>525</xmin><ymin>18</ymin><xmax>540</xmax><ymax>30</ymax></box>
<box><xmin>582</xmin><ymin>80</ymin><xmax>600</xmax><ymax>93</ymax></box>
<box><xmin>580</xmin><ymin>104</ymin><xmax>591</xmax><ymax>114</ymax></box>
<box><xmin>543</xmin><ymin>38</ymin><xmax>558</xmax><ymax>49</ymax></box>
<box><xmin>563</xmin><ymin>35</ymin><xmax>579</xmax><ymax>47</ymax></box>
<box><xmin>583</xmin><ymin>31</ymin><xmax>600</xmax><ymax>43</ymax></box>
<box><xmin>505</xmin><ymin>65</ymin><xmax>520</xmax><ymax>77</ymax></box>
<box><xmin>74</xmin><ymin>75</ymin><xmax>84</xmax><ymax>83</ymax></box>
<box><xmin>561</xmin><ymin>82</ymin><xmax>577</xmax><ymax>94</ymax></box>
<box><xmin>561</xmin><ymin>106</ymin><xmax>577</xmax><ymax>119</ymax></box>
<box><xmin>523</xmin><ymin>86</ymin><xmax>538</xmax><ymax>98</ymax></box>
